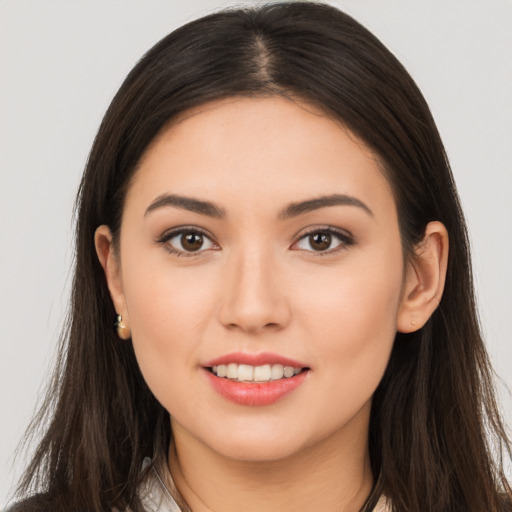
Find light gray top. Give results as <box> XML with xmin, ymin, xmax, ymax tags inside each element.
<box><xmin>137</xmin><ymin>458</ymin><xmax>391</xmax><ymax>512</ymax></box>
<box><xmin>137</xmin><ymin>458</ymin><xmax>184</xmax><ymax>512</ymax></box>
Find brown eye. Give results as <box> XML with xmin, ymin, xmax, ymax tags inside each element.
<box><xmin>181</xmin><ymin>232</ymin><xmax>204</xmax><ymax>251</ymax></box>
<box><xmin>294</xmin><ymin>228</ymin><xmax>352</xmax><ymax>254</ymax></box>
<box><xmin>309</xmin><ymin>232</ymin><xmax>332</xmax><ymax>251</ymax></box>
<box><xmin>161</xmin><ymin>228</ymin><xmax>216</xmax><ymax>255</ymax></box>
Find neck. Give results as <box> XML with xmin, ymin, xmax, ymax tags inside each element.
<box><xmin>168</xmin><ymin>407</ymin><xmax>373</xmax><ymax>512</ymax></box>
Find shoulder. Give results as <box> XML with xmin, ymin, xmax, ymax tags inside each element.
<box><xmin>7</xmin><ymin>496</ymin><xmax>129</xmax><ymax>512</ymax></box>
<box><xmin>6</xmin><ymin>494</ymin><xmax>56</xmax><ymax>512</ymax></box>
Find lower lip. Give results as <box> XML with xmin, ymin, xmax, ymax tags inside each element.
<box><xmin>204</xmin><ymin>369</ymin><xmax>309</xmax><ymax>406</ymax></box>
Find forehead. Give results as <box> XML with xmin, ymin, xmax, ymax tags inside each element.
<box><xmin>126</xmin><ymin>96</ymin><xmax>394</xmax><ymax>218</ymax></box>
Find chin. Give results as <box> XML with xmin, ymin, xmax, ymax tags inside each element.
<box><xmin>212</xmin><ymin>435</ymin><xmax>308</xmax><ymax>463</ymax></box>
<box><xmin>199</xmin><ymin>416</ymin><xmax>337</xmax><ymax>464</ymax></box>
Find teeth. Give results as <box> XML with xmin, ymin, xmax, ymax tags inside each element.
<box><xmin>211</xmin><ymin>363</ymin><xmax>304</xmax><ymax>382</ymax></box>
<box><xmin>254</xmin><ymin>364</ymin><xmax>271</xmax><ymax>381</ymax></box>
<box><xmin>237</xmin><ymin>364</ymin><xmax>254</xmax><ymax>382</ymax></box>
<box><xmin>226</xmin><ymin>363</ymin><xmax>237</xmax><ymax>379</ymax></box>
<box><xmin>271</xmin><ymin>364</ymin><xmax>284</xmax><ymax>381</ymax></box>
<box><xmin>283</xmin><ymin>366</ymin><xmax>295</xmax><ymax>378</ymax></box>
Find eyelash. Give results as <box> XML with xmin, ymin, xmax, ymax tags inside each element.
<box><xmin>294</xmin><ymin>227</ymin><xmax>354</xmax><ymax>256</ymax></box>
<box><xmin>156</xmin><ymin>226</ymin><xmax>217</xmax><ymax>258</ymax></box>
<box><xmin>156</xmin><ymin>226</ymin><xmax>354</xmax><ymax>258</ymax></box>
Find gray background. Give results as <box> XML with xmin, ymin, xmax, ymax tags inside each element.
<box><xmin>1</xmin><ymin>0</ymin><xmax>511</xmax><ymax>506</ymax></box>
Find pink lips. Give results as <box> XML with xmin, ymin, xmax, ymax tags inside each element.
<box><xmin>203</xmin><ymin>352</ymin><xmax>309</xmax><ymax>407</ymax></box>
<box><xmin>204</xmin><ymin>351</ymin><xmax>306</xmax><ymax>368</ymax></box>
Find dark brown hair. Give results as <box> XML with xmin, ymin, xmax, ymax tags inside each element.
<box><xmin>11</xmin><ymin>2</ymin><xmax>511</xmax><ymax>511</ymax></box>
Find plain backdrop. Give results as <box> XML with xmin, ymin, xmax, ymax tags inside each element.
<box><xmin>1</xmin><ymin>0</ymin><xmax>511</xmax><ymax>506</ymax></box>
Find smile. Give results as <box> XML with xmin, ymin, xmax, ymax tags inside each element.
<box><xmin>210</xmin><ymin>363</ymin><xmax>303</xmax><ymax>382</ymax></box>
<box><xmin>203</xmin><ymin>353</ymin><xmax>310</xmax><ymax>406</ymax></box>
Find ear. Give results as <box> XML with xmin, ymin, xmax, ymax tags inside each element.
<box><xmin>397</xmin><ymin>221</ymin><xmax>449</xmax><ymax>333</ymax></box>
<box><xmin>94</xmin><ymin>225</ymin><xmax>130</xmax><ymax>332</ymax></box>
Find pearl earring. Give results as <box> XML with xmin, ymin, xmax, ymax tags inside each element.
<box><xmin>115</xmin><ymin>314</ymin><xmax>131</xmax><ymax>340</ymax></box>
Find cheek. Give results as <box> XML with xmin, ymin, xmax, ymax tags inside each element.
<box><xmin>290</xmin><ymin>254</ymin><xmax>403</xmax><ymax>434</ymax></box>
<box><xmin>297</xmin><ymin>249</ymin><xmax>403</xmax><ymax>376</ymax></box>
<box><xmin>120</xmin><ymin>253</ymin><xmax>218</xmax><ymax>396</ymax></box>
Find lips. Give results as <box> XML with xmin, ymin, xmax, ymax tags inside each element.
<box><xmin>203</xmin><ymin>352</ymin><xmax>310</xmax><ymax>406</ymax></box>
<box><xmin>204</xmin><ymin>352</ymin><xmax>307</xmax><ymax>368</ymax></box>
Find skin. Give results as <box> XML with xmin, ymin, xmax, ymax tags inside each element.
<box><xmin>96</xmin><ymin>96</ymin><xmax>448</xmax><ymax>511</ymax></box>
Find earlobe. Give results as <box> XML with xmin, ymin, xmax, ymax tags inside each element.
<box><xmin>94</xmin><ymin>225</ymin><xmax>130</xmax><ymax>336</ymax></box>
<box><xmin>397</xmin><ymin>221</ymin><xmax>449</xmax><ymax>333</ymax></box>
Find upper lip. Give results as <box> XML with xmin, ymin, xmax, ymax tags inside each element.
<box><xmin>203</xmin><ymin>351</ymin><xmax>308</xmax><ymax>368</ymax></box>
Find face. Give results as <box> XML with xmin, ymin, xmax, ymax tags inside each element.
<box><xmin>104</xmin><ymin>96</ymin><xmax>408</xmax><ymax>462</ymax></box>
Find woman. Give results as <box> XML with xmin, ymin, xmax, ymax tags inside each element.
<box><xmin>8</xmin><ymin>2</ymin><xmax>511</xmax><ymax>511</ymax></box>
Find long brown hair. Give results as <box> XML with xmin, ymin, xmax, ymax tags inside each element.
<box><xmin>11</xmin><ymin>2</ymin><xmax>511</xmax><ymax>511</ymax></box>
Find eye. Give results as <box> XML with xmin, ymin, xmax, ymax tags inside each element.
<box><xmin>293</xmin><ymin>228</ymin><xmax>353</xmax><ymax>254</ymax></box>
<box><xmin>157</xmin><ymin>227</ymin><xmax>217</xmax><ymax>256</ymax></box>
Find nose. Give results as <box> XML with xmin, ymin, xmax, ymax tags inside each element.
<box><xmin>217</xmin><ymin>247</ymin><xmax>291</xmax><ymax>334</ymax></box>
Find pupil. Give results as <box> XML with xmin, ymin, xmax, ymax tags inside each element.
<box><xmin>310</xmin><ymin>232</ymin><xmax>331</xmax><ymax>251</ymax></box>
<box><xmin>182</xmin><ymin>233</ymin><xmax>203</xmax><ymax>251</ymax></box>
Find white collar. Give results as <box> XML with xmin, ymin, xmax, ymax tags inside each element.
<box><xmin>138</xmin><ymin>457</ymin><xmax>390</xmax><ymax>512</ymax></box>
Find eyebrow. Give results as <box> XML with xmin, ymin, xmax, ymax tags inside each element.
<box><xmin>145</xmin><ymin>194</ymin><xmax>226</xmax><ymax>218</ymax></box>
<box><xmin>144</xmin><ymin>193</ymin><xmax>373</xmax><ymax>219</ymax></box>
<box><xmin>278</xmin><ymin>194</ymin><xmax>373</xmax><ymax>219</ymax></box>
